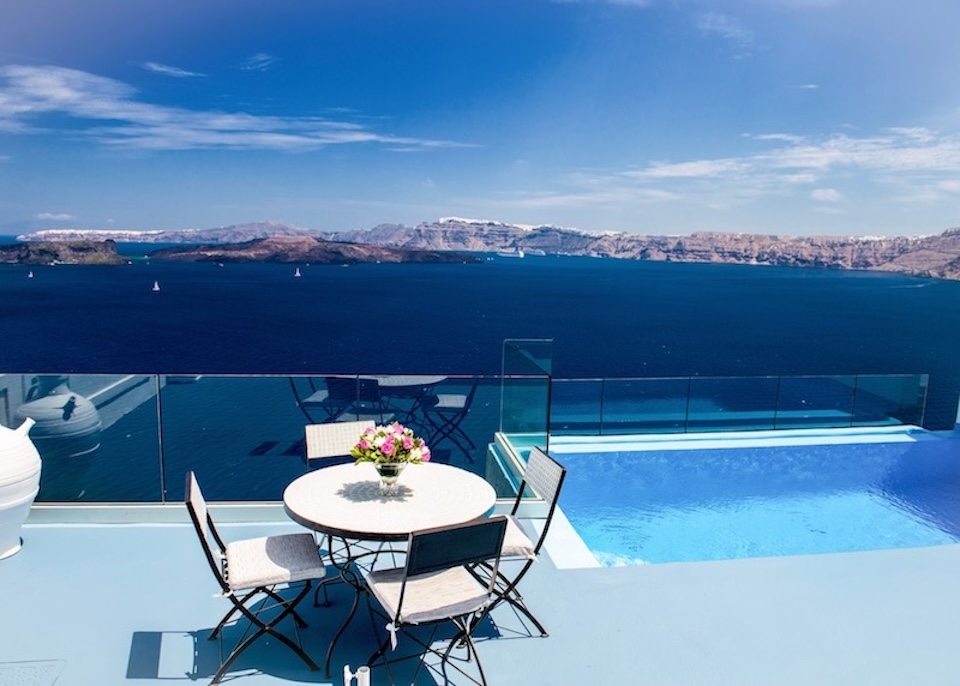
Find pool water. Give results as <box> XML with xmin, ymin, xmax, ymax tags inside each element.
<box><xmin>554</xmin><ymin>430</ymin><xmax>960</xmax><ymax>565</ymax></box>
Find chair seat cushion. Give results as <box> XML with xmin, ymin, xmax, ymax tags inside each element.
<box><xmin>366</xmin><ymin>566</ymin><xmax>491</xmax><ymax>625</ymax></box>
<box><xmin>225</xmin><ymin>532</ymin><xmax>325</xmax><ymax>590</ymax></box>
<box><xmin>501</xmin><ymin>515</ymin><xmax>537</xmax><ymax>560</ymax></box>
<box><xmin>430</xmin><ymin>393</ymin><xmax>466</xmax><ymax>411</ymax></box>
<box><xmin>301</xmin><ymin>389</ymin><xmax>330</xmax><ymax>405</ymax></box>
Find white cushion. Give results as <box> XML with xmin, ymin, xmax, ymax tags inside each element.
<box><xmin>366</xmin><ymin>566</ymin><xmax>491</xmax><ymax>625</ymax></box>
<box><xmin>431</xmin><ymin>394</ymin><xmax>466</xmax><ymax>411</ymax></box>
<box><xmin>501</xmin><ymin>515</ymin><xmax>537</xmax><ymax>560</ymax></box>
<box><xmin>225</xmin><ymin>533</ymin><xmax>325</xmax><ymax>590</ymax></box>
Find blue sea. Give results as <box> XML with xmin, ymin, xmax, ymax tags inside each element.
<box><xmin>2</xmin><ymin>241</ymin><xmax>959</xmax><ymax>428</ymax></box>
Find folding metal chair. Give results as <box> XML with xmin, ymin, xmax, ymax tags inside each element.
<box><xmin>303</xmin><ymin>420</ymin><xmax>381</xmax><ymax>607</ymax></box>
<box><xmin>364</xmin><ymin>516</ymin><xmax>508</xmax><ymax>686</ymax></box>
<box><xmin>185</xmin><ymin>471</ymin><xmax>325</xmax><ymax>684</ymax></box>
<box><xmin>422</xmin><ymin>378</ymin><xmax>479</xmax><ymax>462</ymax></box>
<box><xmin>482</xmin><ymin>446</ymin><xmax>566</xmax><ymax>636</ymax></box>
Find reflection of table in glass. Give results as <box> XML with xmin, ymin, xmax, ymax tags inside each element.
<box><xmin>282</xmin><ymin>462</ymin><xmax>496</xmax><ymax>674</ymax></box>
<box><xmin>293</xmin><ymin>375</ymin><xmax>447</xmax><ymax>426</ymax></box>
<box><xmin>364</xmin><ymin>375</ymin><xmax>448</xmax><ymax>429</ymax></box>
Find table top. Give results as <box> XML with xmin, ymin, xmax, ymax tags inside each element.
<box><xmin>372</xmin><ymin>374</ymin><xmax>447</xmax><ymax>388</ymax></box>
<box><xmin>326</xmin><ymin>374</ymin><xmax>447</xmax><ymax>388</ymax></box>
<box><xmin>283</xmin><ymin>462</ymin><xmax>496</xmax><ymax>542</ymax></box>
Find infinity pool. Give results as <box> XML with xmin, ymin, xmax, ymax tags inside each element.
<box><xmin>552</xmin><ymin>428</ymin><xmax>960</xmax><ymax>565</ymax></box>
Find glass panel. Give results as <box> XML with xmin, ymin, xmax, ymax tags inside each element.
<box><xmin>775</xmin><ymin>375</ymin><xmax>856</xmax><ymax>429</ymax></box>
<box><xmin>404</xmin><ymin>375</ymin><xmax>498</xmax><ymax>470</ymax></box>
<box><xmin>2</xmin><ymin>373</ymin><xmax>162</xmax><ymax>502</ymax></box>
<box><xmin>851</xmin><ymin>374</ymin><xmax>929</xmax><ymax>427</ymax></box>
<box><xmin>160</xmin><ymin>375</ymin><xmax>310</xmax><ymax>502</ymax></box>
<box><xmin>686</xmin><ymin>376</ymin><xmax>779</xmax><ymax>432</ymax></box>
<box><xmin>162</xmin><ymin>374</ymin><xmax>498</xmax><ymax>502</ymax></box>
<box><xmin>550</xmin><ymin>379</ymin><xmax>603</xmax><ymax>436</ymax></box>
<box><xmin>601</xmin><ymin>378</ymin><xmax>690</xmax><ymax>434</ymax></box>
<box><xmin>500</xmin><ymin>339</ymin><xmax>553</xmax><ymax>446</ymax></box>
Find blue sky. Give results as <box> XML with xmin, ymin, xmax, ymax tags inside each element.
<box><xmin>1</xmin><ymin>0</ymin><xmax>959</xmax><ymax>237</ymax></box>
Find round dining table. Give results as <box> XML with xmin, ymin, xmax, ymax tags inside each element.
<box><xmin>283</xmin><ymin>462</ymin><xmax>496</xmax><ymax>542</ymax></box>
<box><xmin>283</xmin><ymin>461</ymin><xmax>497</xmax><ymax>676</ymax></box>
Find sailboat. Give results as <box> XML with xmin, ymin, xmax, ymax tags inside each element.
<box><xmin>294</xmin><ymin>267</ymin><xmax>302</xmax><ymax>277</ymax></box>
<box><xmin>152</xmin><ymin>281</ymin><xmax>160</xmax><ymax>292</ymax></box>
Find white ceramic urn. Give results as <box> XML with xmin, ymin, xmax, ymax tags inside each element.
<box><xmin>0</xmin><ymin>418</ymin><xmax>42</xmax><ymax>559</ymax></box>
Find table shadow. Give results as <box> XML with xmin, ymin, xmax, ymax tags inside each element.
<box><xmin>337</xmin><ymin>480</ymin><xmax>413</xmax><ymax>502</ymax></box>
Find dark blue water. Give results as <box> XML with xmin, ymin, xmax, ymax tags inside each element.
<box><xmin>2</xmin><ymin>243</ymin><xmax>959</xmax><ymax>427</ymax></box>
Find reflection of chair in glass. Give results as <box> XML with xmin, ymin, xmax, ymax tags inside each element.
<box><xmin>422</xmin><ymin>379</ymin><xmax>479</xmax><ymax>462</ymax></box>
<box><xmin>184</xmin><ymin>471</ymin><xmax>325</xmax><ymax>684</ymax></box>
<box><xmin>325</xmin><ymin>377</ymin><xmax>394</xmax><ymax>423</ymax></box>
<box><xmin>481</xmin><ymin>447</ymin><xmax>566</xmax><ymax>637</ymax></box>
<box><xmin>291</xmin><ymin>377</ymin><xmax>338</xmax><ymax>423</ymax></box>
<box><xmin>364</xmin><ymin>516</ymin><xmax>508</xmax><ymax>686</ymax></box>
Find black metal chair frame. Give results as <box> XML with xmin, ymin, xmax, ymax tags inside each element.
<box><xmin>185</xmin><ymin>471</ymin><xmax>321</xmax><ymax>684</ymax></box>
<box><xmin>481</xmin><ymin>446</ymin><xmax>566</xmax><ymax>637</ymax></box>
<box><xmin>364</xmin><ymin>517</ymin><xmax>508</xmax><ymax>686</ymax></box>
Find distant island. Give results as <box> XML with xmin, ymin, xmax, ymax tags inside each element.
<box><xmin>0</xmin><ymin>239</ymin><xmax>125</xmax><ymax>265</ymax></box>
<box><xmin>147</xmin><ymin>236</ymin><xmax>477</xmax><ymax>264</ymax></box>
<box><xmin>15</xmin><ymin>218</ymin><xmax>960</xmax><ymax>280</ymax></box>
<box><xmin>0</xmin><ymin>235</ymin><xmax>476</xmax><ymax>266</ymax></box>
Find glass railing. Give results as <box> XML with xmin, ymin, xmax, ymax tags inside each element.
<box><xmin>0</xmin><ymin>373</ymin><xmax>505</xmax><ymax>504</ymax></box>
<box><xmin>0</xmin><ymin>370</ymin><xmax>932</xmax><ymax>505</ymax></box>
<box><xmin>550</xmin><ymin>373</ymin><xmax>929</xmax><ymax>436</ymax></box>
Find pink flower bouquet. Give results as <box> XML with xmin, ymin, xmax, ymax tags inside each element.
<box><xmin>351</xmin><ymin>422</ymin><xmax>431</xmax><ymax>465</ymax></box>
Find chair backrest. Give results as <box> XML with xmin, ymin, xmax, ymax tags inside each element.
<box><xmin>325</xmin><ymin>376</ymin><xmax>360</xmax><ymax>403</ymax></box>
<box><xmin>405</xmin><ymin>516</ymin><xmax>507</xmax><ymax>579</ymax></box>
<box><xmin>355</xmin><ymin>377</ymin><xmax>383</xmax><ymax>402</ymax></box>
<box><xmin>305</xmin><ymin>420</ymin><xmax>375</xmax><ymax>461</ymax></box>
<box><xmin>512</xmin><ymin>447</ymin><xmax>566</xmax><ymax>553</ymax></box>
<box><xmin>184</xmin><ymin>471</ymin><xmax>229</xmax><ymax>593</ymax></box>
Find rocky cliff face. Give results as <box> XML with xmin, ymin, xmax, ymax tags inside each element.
<box><xmin>16</xmin><ymin>219</ymin><xmax>960</xmax><ymax>279</ymax></box>
<box><xmin>331</xmin><ymin>221</ymin><xmax>960</xmax><ymax>280</ymax></box>
<box><xmin>147</xmin><ymin>235</ymin><xmax>477</xmax><ymax>264</ymax></box>
<box><xmin>0</xmin><ymin>240</ymin><xmax>125</xmax><ymax>265</ymax></box>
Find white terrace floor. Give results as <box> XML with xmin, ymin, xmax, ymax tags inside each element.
<box><xmin>3</xmin><ymin>508</ymin><xmax>960</xmax><ymax>686</ymax></box>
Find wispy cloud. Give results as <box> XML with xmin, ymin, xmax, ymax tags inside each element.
<box><xmin>938</xmin><ymin>180</ymin><xmax>960</xmax><ymax>193</ymax></box>
<box><xmin>811</xmin><ymin>188</ymin><xmax>843</xmax><ymax>202</ymax></box>
<box><xmin>549</xmin><ymin>0</ymin><xmax>654</xmax><ymax>6</ymax></box>
<box><xmin>504</xmin><ymin>128</ymin><xmax>960</xmax><ymax>214</ymax></box>
<box><xmin>798</xmin><ymin>83</ymin><xmax>819</xmax><ymax>90</ymax></box>
<box><xmin>142</xmin><ymin>62</ymin><xmax>204</xmax><ymax>78</ymax></box>
<box><xmin>696</xmin><ymin>12</ymin><xmax>754</xmax><ymax>57</ymax></box>
<box><xmin>240</xmin><ymin>53</ymin><xmax>279</xmax><ymax>72</ymax></box>
<box><xmin>35</xmin><ymin>212</ymin><xmax>74</xmax><ymax>220</ymax></box>
<box><xmin>0</xmin><ymin>65</ymin><xmax>473</xmax><ymax>152</ymax></box>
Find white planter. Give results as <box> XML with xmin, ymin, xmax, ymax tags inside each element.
<box><xmin>0</xmin><ymin>417</ymin><xmax>42</xmax><ymax>559</ymax></box>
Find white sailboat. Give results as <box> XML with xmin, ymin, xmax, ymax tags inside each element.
<box><xmin>294</xmin><ymin>267</ymin><xmax>302</xmax><ymax>277</ymax></box>
<box><xmin>152</xmin><ymin>281</ymin><xmax>160</xmax><ymax>292</ymax></box>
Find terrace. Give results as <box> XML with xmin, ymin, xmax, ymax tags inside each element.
<box><xmin>2</xmin><ymin>341</ymin><xmax>959</xmax><ymax>685</ymax></box>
